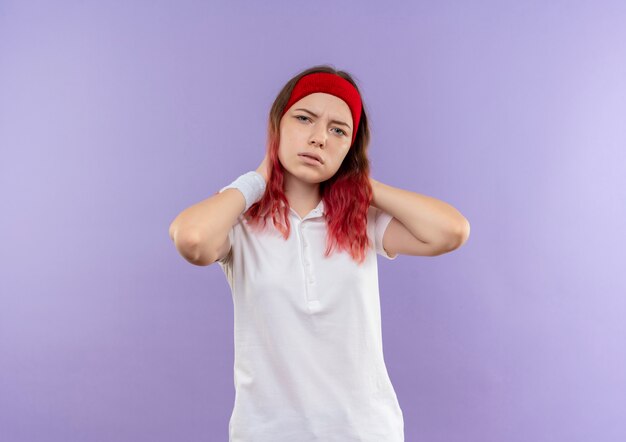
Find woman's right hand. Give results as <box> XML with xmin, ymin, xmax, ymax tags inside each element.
<box><xmin>255</xmin><ymin>150</ymin><xmax>270</xmax><ymax>183</ymax></box>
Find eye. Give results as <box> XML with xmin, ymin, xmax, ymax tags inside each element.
<box><xmin>296</xmin><ymin>115</ymin><xmax>347</xmax><ymax>136</ymax></box>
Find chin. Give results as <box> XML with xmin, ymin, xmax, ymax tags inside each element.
<box><xmin>294</xmin><ymin>169</ymin><xmax>328</xmax><ymax>183</ymax></box>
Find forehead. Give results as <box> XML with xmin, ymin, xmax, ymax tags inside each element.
<box><xmin>292</xmin><ymin>93</ymin><xmax>352</xmax><ymax>120</ymax></box>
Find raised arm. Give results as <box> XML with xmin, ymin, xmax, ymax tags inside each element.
<box><xmin>168</xmin><ymin>187</ymin><xmax>245</xmax><ymax>266</ymax></box>
<box><xmin>169</xmin><ymin>152</ymin><xmax>270</xmax><ymax>266</ymax></box>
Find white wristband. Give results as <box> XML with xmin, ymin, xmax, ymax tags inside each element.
<box><xmin>219</xmin><ymin>171</ymin><xmax>267</xmax><ymax>213</ymax></box>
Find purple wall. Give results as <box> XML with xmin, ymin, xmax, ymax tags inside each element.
<box><xmin>1</xmin><ymin>1</ymin><xmax>625</xmax><ymax>441</ymax></box>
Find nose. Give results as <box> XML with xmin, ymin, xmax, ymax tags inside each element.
<box><xmin>309</xmin><ymin>125</ymin><xmax>327</xmax><ymax>147</ymax></box>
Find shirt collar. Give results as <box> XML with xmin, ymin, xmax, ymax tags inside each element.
<box><xmin>279</xmin><ymin>198</ymin><xmax>325</xmax><ymax>219</ymax></box>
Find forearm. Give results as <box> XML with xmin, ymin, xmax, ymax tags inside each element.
<box><xmin>370</xmin><ymin>177</ymin><xmax>469</xmax><ymax>248</ymax></box>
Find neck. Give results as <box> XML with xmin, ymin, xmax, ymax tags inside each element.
<box><xmin>284</xmin><ymin>173</ymin><xmax>321</xmax><ymax>210</ymax></box>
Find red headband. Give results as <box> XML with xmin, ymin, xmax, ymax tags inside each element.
<box><xmin>282</xmin><ymin>72</ymin><xmax>362</xmax><ymax>146</ymax></box>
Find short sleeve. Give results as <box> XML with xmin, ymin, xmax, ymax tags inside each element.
<box><xmin>215</xmin><ymin>189</ymin><xmax>243</xmax><ymax>268</ymax></box>
<box><xmin>216</xmin><ymin>227</ymin><xmax>234</xmax><ymax>266</ymax></box>
<box><xmin>374</xmin><ymin>207</ymin><xmax>399</xmax><ymax>260</ymax></box>
<box><xmin>216</xmin><ymin>220</ymin><xmax>237</xmax><ymax>290</ymax></box>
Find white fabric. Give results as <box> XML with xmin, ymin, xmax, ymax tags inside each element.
<box><xmin>217</xmin><ymin>199</ymin><xmax>403</xmax><ymax>441</ymax></box>
<box><xmin>219</xmin><ymin>171</ymin><xmax>267</xmax><ymax>213</ymax></box>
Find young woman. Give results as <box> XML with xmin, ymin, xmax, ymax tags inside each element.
<box><xmin>169</xmin><ymin>65</ymin><xmax>470</xmax><ymax>441</ymax></box>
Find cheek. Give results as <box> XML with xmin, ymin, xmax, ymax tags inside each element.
<box><xmin>279</xmin><ymin>133</ymin><xmax>298</xmax><ymax>153</ymax></box>
<box><xmin>335</xmin><ymin>151</ymin><xmax>349</xmax><ymax>166</ymax></box>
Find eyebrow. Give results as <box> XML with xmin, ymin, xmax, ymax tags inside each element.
<box><xmin>293</xmin><ymin>108</ymin><xmax>352</xmax><ymax>131</ymax></box>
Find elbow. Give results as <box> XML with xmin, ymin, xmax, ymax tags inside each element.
<box><xmin>449</xmin><ymin>219</ymin><xmax>470</xmax><ymax>250</ymax></box>
<box><xmin>440</xmin><ymin>219</ymin><xmax>470</xmax><ymax>253</ymax></box>
<box><xmin>171</xmin><ymin>229</ymin><xmax>211</xmax><ymax>265</ymax></box>
<box><xmin>169</xmin><ymin>223</ymin><xmax>221</xmax><ymax>266</ymax></box>
<box><xmin>169</xmin><ymin>222</ymin><xmax>177</xmax><ymax>242</ymax></box>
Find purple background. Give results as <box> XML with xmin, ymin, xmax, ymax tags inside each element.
<box><xmin>1</xmin><ymin>1</ymin><xmax>625</xmax><ymax>441</ymax></box>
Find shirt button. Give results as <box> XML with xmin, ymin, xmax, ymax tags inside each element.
<box><xmin>308</xmin><ymin>278</ymin><xmax>315</xmax><ymax>284</ymax></box>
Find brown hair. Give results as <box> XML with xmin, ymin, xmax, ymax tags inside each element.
<box><xmin>245</xmin><ymin>64</ymin><xmax>374</xmax><ymax>265</ymax></box>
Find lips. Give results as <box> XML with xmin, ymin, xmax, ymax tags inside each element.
<box><xmin>298</xmin><ymin>152</ymin><xmax>323</xmax><ymax>164</ymax></box>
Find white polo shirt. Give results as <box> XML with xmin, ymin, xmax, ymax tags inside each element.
<box><xmin>217</xmin><ymin>198</ymin><xmax>404</xmax><ymax>442</ymax></box>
